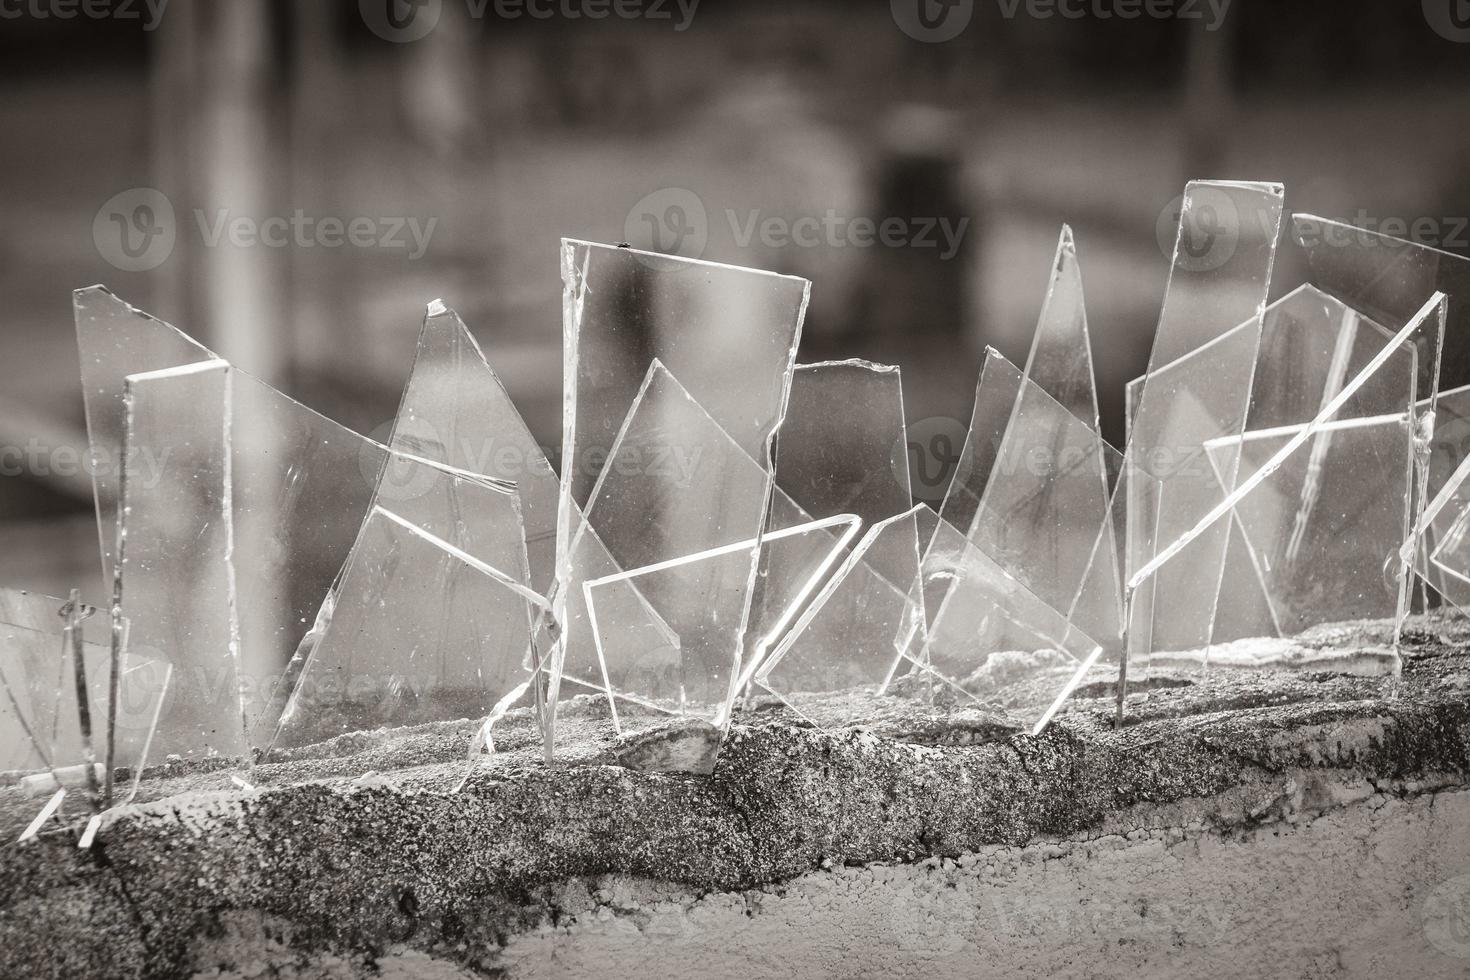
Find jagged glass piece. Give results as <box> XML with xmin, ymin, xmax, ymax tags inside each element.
<box><xmin>753</xmin><ymin>506</ymin><xmax>927</xmax><ymax>726</ymax></box>
<box><xmin>1129</xmin><ymin>291</ymin><xmax>1448</xmax><ymax>670</ymax></box>
<box><xmin>775</xmin><ymin>359</ymin><xmax>912</xmax><ymax>521</ymax></box>
<box><xmin>269</xmin><ymin>504</ymin><xmax>541</xmax><ymax>753</ymax></box>
<box><xmin>1122</xmin><ymin>181</ymin><xmax>1285</xmax><ymax>665</ymax></box>
<box><xmin>586</xmin><ymin>515</ymin><xmax>856</xmax><ymax>730</ymax></box>
<box><xmin>1024</xmin><ymin>224</ymin><xmax>1101</xmax><ymax>429</ymax></box>
<box><xmin>75</xmin><ymin>286</ymin><xmax>217</xmax><ymax>583</ymax></box>
<box><xmin>938</xmin><ymin>353</ymin><xmax>1024</xmax><ymax>537</ymax></box>
<box><xmin>77</xmin><ymin>289</ymin><xmax>393</xmax><ymax>742</ymax></box>
<box><xmin>963</xmin><ymin>347</ymin><xmax>1123</xmax><ymax>652</ymax></box>
<box><xmin>390</xmin><ymin>302</ymin><xmax>559</xmax><ymax>594</ymax></box>
<box><xmin>117</xmin><ymin>360</ymin><xmax>248</xmax><ymax>762</ymax></box>
<box><xmin>920</xmin><ymin>516</ymin><xmax>1103</xmax><ymax>734</ymax></box>
<box><xmin>1202</xmin><ymin>286</ymin><xmax>1417</xmax><ymax>650</ymax></box>
<box><xmin>0</xmin><ymin>589</ymin><xmax>170</xmax><ymax>806</ymax></box>
<box><xmin>1430</xmin><ymin>454</ymin><xmax>1470</xmax><ymax>611</ymax></box>
<box><xmin>557</xmin><ymin>243</ymin><xmax>809</xmax><ymax>718</ymax></box>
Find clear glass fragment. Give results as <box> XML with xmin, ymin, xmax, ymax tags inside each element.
<box><xmin>1201</xmin><ymin>285</ymin><xmax>1418</xmax><ymax>650</ymax></box>
<box><xmin>269</xmin><ymin>505</ymin><xmax>541</xmax><ymax>754</ymax></box>
<box><xmin>920</xmin><ymin>516</ymin><xmax>1104</xmax><ymax>734</ymax></box>
<box><xmin>586</xmin><ymin>515</ymin><xmax>857</xmax><ymax>731</ymax></box>
<box><xmin>556</xmin><ymin>243</ymin><xmax>809</xmax><ymax>729</ymax></box>
<box><xmin>390</xmin><ymin>301</ymin><xmax>559</xmax><ymax>594</ymax></box>
<box><xmin>1024</xmin><ymin>224</ymin><xmax>1101</xmax><ymax>429</ymax></box>
<box><xmin>0</xmin><ymin>588</ymin><xmax>170</xmax><ymax>806</ymax></box>
<box><xmin>753</xmin><ymin>506</ymin><xmax>927</xmax><ymax>727</ymax></box>
<box><xmin>117</xmin><ymin>360</ymin><xmax>248</xmax><ymax>762</ymax></box>
<box><xmin>1122</xmin><ymin>180</ymin><xmax>1286</xmax><ymax>663</ymax></box>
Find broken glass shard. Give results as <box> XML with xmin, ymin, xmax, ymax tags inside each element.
<box><xmin>1024</xmin><ymin>224</ymin><xmax>1101</xmax><ymax>430</ymax></box>
<box><xmin>1130</xmin><ymin>291</ymin><xmax>1447</xmax><ymax>671</ymax></box>
<box><xmin>1202</xmin><ymin>285</ymin><xmax>1418</xmax><ymax>651</ymax></box>
<box><xmin>918</xmin><ymin>516</ymin><xmax>1104</xmax><ymax>734</ymax></box>
<box><xmin>586</xmin><ymin>514</ymin><xmax>856</xmax><ymax>731</ymax></box>
<box><xmin>117</xmin><ymin>359</ymin><xmax>248</xmax><ymax>762</ymax></box>
<box><xmin>753</xmin><ymin>506</ymin><xmax>927</xmax><ymax>727</ymax></box>
<box><xmin>1122</xmin><ymin>180</ymin><xmax>1285</xmax><ymax>665</ymax></box>
<box><xmin>963</xmin><ymin>347</ymin><xmax>1123</xmax><ymax>653</ymax></box>
<box><xmin>390</xmin><ymin>301</ymin><xmax>559</xmax><ymax>594</ymax></box>
<box><xmin>0</xmin><ymin>588</ymin><xmax>170</xmax><ymax>807</ymax></box>
<box><xmin>775</xmin><ymin>359</ymin><xmax>912</xmax><ymax>521</ymax></box>
<box><xmin>75</xmin><ymin>286</ymin><xmax>217</xmax><ymax>584</ymax></box>
<box><xmin>556</xmin><ymin>243</ymin><xmax>809</xmax><ymax>726</ymax></box>
<box><xmin>268</xmin><ymin>505</ymin><xmax>541</xmax><ymax>755</ymax></box>
<box><xmin>77</xmin><ymin>289</ymin><xmax>394</xmax><ymax>744</ymax></box>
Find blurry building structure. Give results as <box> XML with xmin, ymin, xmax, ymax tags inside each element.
<box><xmin>1</xmin><ymin>0</ymin><xmax>1468</xmax><ymax>597</ymax></box>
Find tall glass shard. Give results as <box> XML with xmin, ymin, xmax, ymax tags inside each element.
<box><xmin>390</xmin><ymin>301</ymin><xmax>559</xmax><ymax>594</ymax></box>
<box><xmin>1122</xmin><ymin>181</ymin><xmax>1285</xmax><ymax>669</ymax></box>
<box><xmin>557</xmin><ymin>243</ymin><xmax>809</xmax><ymax>732</ymax></box>
<box><xmin>965</xmin><ymin>348</ymin><xmax>1123</xmax><ymax>652</ymax></box>
<box><xmin>76</xmin><ymin>289</ymin><xmax>394</xmax><ymax>745</ymax></box>
<box><xmin>117</xmin><ymin>360</ymin><xmax>248</xmax><ymax>762</ymax></box>
<box><xmin>269</xmin><ymin>505</ymin><xmax>540</xmax><ymax>755</ymax></box>
<box><xmin>1024</xmin><ymin>225</ymin><xmax>1101</xmax><ymax>429</ymax></box>
<box><xmin>75</xmin><ymin>286</ymin><xmax>217</xmax><ymax>584</ymax></box>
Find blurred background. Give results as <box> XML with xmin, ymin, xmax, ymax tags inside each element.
<box><xmin>2</xmin><ymin>0</ymin><xmax>1469</xmax><ymax>602</ymax></box>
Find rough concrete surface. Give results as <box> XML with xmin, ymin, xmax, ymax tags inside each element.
<box><xmin>2</xmin><ymin>614</ymin><xmax>1469</xmax><ymax>979</ymax></box>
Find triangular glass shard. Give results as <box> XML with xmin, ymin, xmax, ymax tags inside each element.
<box><xmin>1122</xmin><ymin>180</ymin><xmax>1286</xmax><ymax>666</ymax></box>
<box><xmin>965</xmin><ymin>347</ymin><xmax>1123</xmax><ymax>653</ymax></box>
<box><xmin>585</xmin><ymin>515</ymin><xmax>856</xmax><ymax>731</ymax></box>
<box><xmin>1024</xmin><ymin>225</ymin><xmax>1100</xmax><ymax>430</ymax></box>
<box><xmin>753</xmin><ymin>506</ymin><xmax>927</xmax><ymax>728</ymax></box>
<box><xmin>269</xmin><ymin>505</ymin><xmax>540</xmax><ymax>757</ymax></box>
<box><xmin>920</xmin><ymin>517</ymin><xmax>1104</xmax><ymax>734</ymax></box>
<box><xmin>116</xmin><ymin>360</ymin><xmax>248</xmax><ymax>762</ymax></box>
<box><xmin>938</xmin><ymin>352</ymin><xmax>1025</xmax><ymax>538</ymax></box>
<box><xmin>389</xmin><ymin>302</ymin><xmax>559</xmax><ymax>595</ymax></box>
<box><xmin>775</xmin><ymin>359</ymin><xmax>912</xmax><ymax>521</ymax></box>
<box><xmin>0</xmin><ymin>589</ymin><xmax>170</xmax><ymax>809</ymax></box>
<box><xmin>75</xmin><ymin>286</ymin><xmax>217</xmax><ymax>585</ymax></box>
